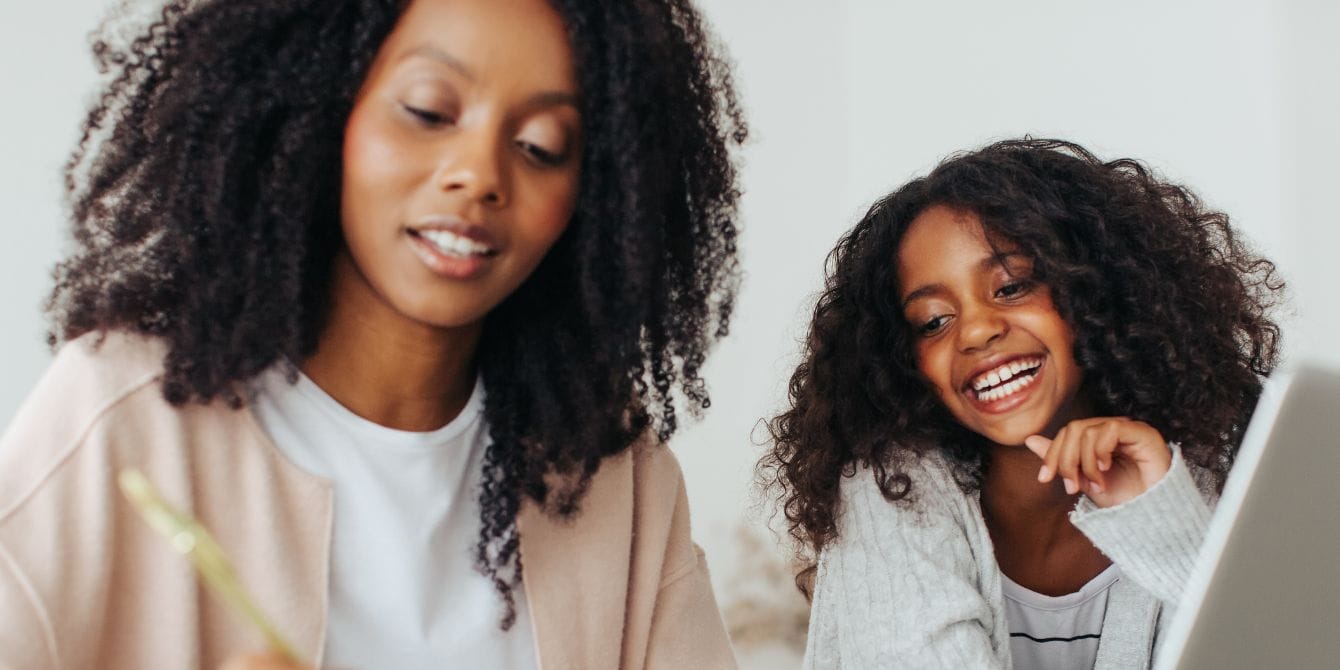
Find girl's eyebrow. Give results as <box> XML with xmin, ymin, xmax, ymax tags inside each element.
<box><xmin>982</xmin><ymin>251</ymin><xmax>1027</xmax><ymax>269</ymax></box>
<box><xmin>901</xmin><ymin>284</ymin><xmax>942</xmax><ymax>309</ymax></box>
<box><xmin>900</xmin><ymin>252</ymin><xmax>1030</xmax><ymax>308</ymax></box>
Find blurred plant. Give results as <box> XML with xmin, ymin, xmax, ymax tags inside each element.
<box><xmin>720</xmin><ymin>523</ymin><xmax>810</xmax><ymax>652</ymax></box>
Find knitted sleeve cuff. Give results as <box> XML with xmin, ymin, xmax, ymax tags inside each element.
<box><xmin>1070</xmin><ymin>443</ymin><xmax>1211</xmax><ymax>605</ymax></box>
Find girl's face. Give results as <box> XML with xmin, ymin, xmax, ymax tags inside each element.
<box><xmin>896</xmin><ymin>205</ymin><xmax>1088</xmax><ymax>446</ymax></box>
<box><xmin>340</xmin><ymin>0</ymin><xmax>581</xmax><ymax>331</ymax></box>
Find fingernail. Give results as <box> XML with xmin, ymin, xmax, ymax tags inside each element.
<box><xmin>1090</xmin><ymin>481</ymin><xmax>1103</xmax><ymax>495</ymax></box>
<box><xmin>1037</xmin><ymin>465</ymin><xmax>1051</xmax><ymax>482</ymax></box>
<box><xmin>1099</xmin><ymin>460</ymin><xmax>1110</xmax><ymax>472</ymax></box>
<box><xmin>1064</xmin><ymin>478</ymin><xmax>1077</xmax><ymax>494</ymax></box>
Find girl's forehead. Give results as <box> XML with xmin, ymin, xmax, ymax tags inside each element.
<box><xmin>896</xmin><ymin>206</ymin><xmax>1031</xmax><ymax>288</ymax></box>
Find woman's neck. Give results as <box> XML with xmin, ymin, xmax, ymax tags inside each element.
<box><xmin>302</xmin><ymin>252</ymin><xmax>480</xmax><ymax>432</ymax></box>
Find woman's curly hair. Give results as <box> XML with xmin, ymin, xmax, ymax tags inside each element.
<box><xmin>761</xmin><ymin>138</ymin><xmax>1282</xmax><ymax>594</ymax></box>
<box><xmin>50</xmin><ymin>0</ymin><xmax>746</xmax><ymax>628</ymax></box>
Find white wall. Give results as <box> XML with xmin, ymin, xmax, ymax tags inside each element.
<box><xmin>0</xmin><ymin>0</ymin><xmax>106</xmax><ymax>428</ymax></box>
<box><xmin>2</xmin><ymin>1</ymin><xmax>1337</xmax><ymax>665</ymax></box>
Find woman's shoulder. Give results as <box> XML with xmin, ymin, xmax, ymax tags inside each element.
<box><xmin>38</xmin><ymin>329</ymin><xmax>168</xmax><ymax>397</ymax></box>
<box><xmin>0</xmin><ymin>330</ymin><xmax>175</xmax><ymax>514</ymax></box>
<box><xmin>7</xmin><ymin>329</ymin><xmax>170</xmax><ymax>429</ymax></box>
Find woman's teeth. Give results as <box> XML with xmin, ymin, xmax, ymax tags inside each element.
<box><xmin>970</xmin><ymin>357</ymin><xmax>1043</xmax><ymax>402</ymax></box>
<box><xmin>418</xmin><ymin>229</ymin><xmax>493</xmax><ymax>257</ymax></box>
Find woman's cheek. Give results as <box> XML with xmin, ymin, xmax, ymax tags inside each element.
<box><xmin>343</xmin><ymin>105</ymin><xmax>414</xmax><ymax>197</ymax></box>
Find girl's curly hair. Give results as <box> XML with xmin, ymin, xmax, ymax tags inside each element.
<box><xmin>50</xmin><ymin>0</ymin><xmax>746</xmax><ymax>628</ymax></box>
<box><xmin>761</xmin><ymin>138</ymin><xmax>1282</xmax><ymax>594</ymax></box>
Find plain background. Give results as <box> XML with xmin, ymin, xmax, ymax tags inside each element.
<box><xmin>2</xmin><ymin>0</ymin><xmax>1337</xmax><ymax>664</ymax></box>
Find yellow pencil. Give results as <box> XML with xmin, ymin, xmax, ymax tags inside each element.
<box><xmin>117</xmin><ymin>468</ymin><xmax>304</xmax><ymax>665</ymax></box>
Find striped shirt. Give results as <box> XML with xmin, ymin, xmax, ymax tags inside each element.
<box><xmin>1003</xmin><ymin>565</ymin><xmax>1121</xmax><ymax>669</ymax></box>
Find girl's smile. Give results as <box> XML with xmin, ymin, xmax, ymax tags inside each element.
<box><xmin>963</xmin><ymin>353</ymin><xmax>1046</xmax><ymax>411</ymax></box>
<box><xmin>896</xmin><ymin>205</ymin><xmax>1088</xmax><ymax>446</ymax></box>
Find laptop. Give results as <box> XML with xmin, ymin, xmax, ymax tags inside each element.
<box><xmin>1155</xmin><ymin>361</ymin><xmax>1340</xmax><ymax>668</ymax></box>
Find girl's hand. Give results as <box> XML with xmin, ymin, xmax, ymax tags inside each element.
<box><xmin>220</xmin><ymin>651</ymin><xmax>313</xmax><ymax>670</ymax></box>
<box><xmin>1023</xmin><ymin>417</ymin><xmax>1172</xmax><ymax>508</ymax></box>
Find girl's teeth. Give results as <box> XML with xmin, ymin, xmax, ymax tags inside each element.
<box><xmin>976</xmin><ymin>370</ymin><xmax>1037</xmax><ymax>402</ymax></box>
<box><xmin>971</xmin><ymin>357</ymin><xmax>1042</xmax><ymax>391</ymax></box>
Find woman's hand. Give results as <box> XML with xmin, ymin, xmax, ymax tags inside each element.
<box><xmin>1023</xmin><ymin>417</ymin><xmax>1172</xmax><ymax>508</ymax></box>
<box><xmin>220</xmin><ymin>651</ymin><xmax>313</xmax><ymax>670</ymax></box>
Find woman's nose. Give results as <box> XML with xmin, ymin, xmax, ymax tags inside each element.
<box><xmin>435</xmin><ymin>131</ymin><xmax>508</xmax><ymax>207</ymax></box>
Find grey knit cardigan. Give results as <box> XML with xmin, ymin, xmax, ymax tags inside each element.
<box><xmin>804</xmin><ymin>445</ymin><xmax>1213</xmax><ymax>669</ymax></box>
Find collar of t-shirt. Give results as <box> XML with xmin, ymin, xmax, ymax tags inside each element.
<box><xmin>1002</xmin><ymin>563</ymin><xmax>1121</xmax><ymax>670</ymax></box>
<box><xmin>249</xmin><ymin>367</ymin><xmax>539</xmax><ymax>670</ymax></box>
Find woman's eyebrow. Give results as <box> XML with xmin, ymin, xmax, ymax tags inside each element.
<box><xmin>405</xmin><ymin>45</ymin><xmax>474</xmax><ymax>80</ymax></box>
<box><xmin>402</xmin><ymin>45</ymin><xmax>580</xmax><ymax>111</ymax></box>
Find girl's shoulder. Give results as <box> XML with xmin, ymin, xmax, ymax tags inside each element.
<box><xmin>836</xmin><ymin>447</ymin><xmax>982</xmax><ymax>534</ymax></box>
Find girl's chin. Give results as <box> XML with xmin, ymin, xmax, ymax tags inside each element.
<box><xmin>969</xmin><ymin>419</ymin><xmax>1051</xmax><ymax>448</ymax></box>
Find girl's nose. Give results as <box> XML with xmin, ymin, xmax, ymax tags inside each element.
<box><xmin>435</xmin><ymin>132</ymin><xmax>508</xmax><ymax>207</ymax></box>
<box><xmin>956</xmin><ymin>304</ymin><xmax>1008</xmax><ymax>353</ymax></box>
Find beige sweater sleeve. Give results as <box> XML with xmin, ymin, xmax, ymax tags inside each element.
<box><xmin>639</xmin><ymin>449</ymin><xmax>737</xmax><ymax>670</ymax></box>
<box><xmin>0</xmin><ymin>539</ymin><xmax>60</xmax><ymax>669</ymax></box>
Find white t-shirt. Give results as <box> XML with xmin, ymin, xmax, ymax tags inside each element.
<box><xmin>250</xmin><ymin>368</ymin><xmax>538</xmax><ymax>670</ymax></box>
<box><xmin>1003</xmin><ymin>564</ymin><xmax>1121</xmax><ymax>670</ymax></box>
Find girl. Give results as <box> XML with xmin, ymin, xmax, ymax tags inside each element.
<box><xmin>763</xmin><ymin>139</ymin><xmax>1282</xmax><ymax>669</ymax></box>
<box><xmin>0</xmin><ymin>0</ymin><xmax>746</xmax><ymax>668</ymax></box>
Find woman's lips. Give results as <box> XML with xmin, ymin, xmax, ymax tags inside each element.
<box><xmin>407</xmin><ymin>231</ymin><xmax>494</xmax><ymax>280</ymax></box>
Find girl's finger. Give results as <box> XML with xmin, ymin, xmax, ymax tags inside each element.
<box><xmin>1079</xmin><ymin>424</ymin><xmax>1106</xmax><ymax>492</ymax></box>
<box><xmin>1056</xmin><ymin>427</ymin><xmax>1083</xmax><ymax>495</ymax></box>
<box><xmin>1023</xmin><ymin>435</ymin><xmax>1053</xmax><ymax>481</ymax></box>
<box><xmin>1093</xmin><ymin>425</ymin><xmax>1121</xmax><ymax>468</ymax></box>
<box><xmin>1044</xmin><ymin>426</ymin><xmax>1069</xmax><ymax>484</ymax></box>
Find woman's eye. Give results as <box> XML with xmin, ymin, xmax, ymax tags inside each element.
<box><xmin>402</xmin><ymin>104</ymin><xmax>452</xmax><ymax>126</ymax></box>
<box><xmin>518</xmin><ymin>140</ymin><xmax>564</xmax><ymax>167</ymax></box>
<box><xmin>995</xmin><ymin>280</ymin><xmax>1034</xmax><ymax>300</ymax></box>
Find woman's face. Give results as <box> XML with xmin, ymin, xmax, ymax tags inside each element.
<box><xmin>340</xmin><ymin>0</ymin><xmax>581</xmax><ymax>331</ymax></box>
<box><xmin>896</xmin><ymin>205</ymin><xmax>1088</xmax><ymax>446</ymax></box>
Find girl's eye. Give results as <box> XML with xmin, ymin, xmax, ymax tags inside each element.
<box><xmin>995</xmin><ymin>280</ymin><xmax>1034</xmax><ymax>300</ymax></box>
<box><xmin>402</xmin><ymin>104</ymin><xmax>452</xmax><ymax>126</ymax></box>
<box><xmin>918</xmin><ymin>315</ymin><xmax>950</xmax><ymax>336</ymax></box>
<box><xmin>518</xmin><ymin>140</ymin><xmax>564</xmax><ymax>167</ymax></box>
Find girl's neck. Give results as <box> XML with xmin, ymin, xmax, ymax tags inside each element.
<box><xmin>302</xmin><ymin>252</ymin><xmax>480</xmax><ymax>432</ymax></box>
<box><xmin>982</xmin><ymin>443</ymin><xmax>1077</xmax><ymax>527</ymax></box>
<box><xmin>981</xmin><ymin>443</ymin><xmax>1112</xmax><ymax>595</ymax></box>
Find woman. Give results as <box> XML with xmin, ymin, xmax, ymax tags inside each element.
<box><xmin>0</xmin><ymin>0</ymin><xmax>747</xmax><ymax>667</ymax></box>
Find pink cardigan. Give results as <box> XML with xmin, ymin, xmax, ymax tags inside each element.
<box><xmin>0</xmin><ymin>332</ymin><xmax>736</xmax><ymax>669</ymax></box>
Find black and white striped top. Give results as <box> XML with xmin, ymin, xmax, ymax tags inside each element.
<box><xmin>1003</xmin><ymin>565</ymin><xmax>1121</xmax><ymax>669</ymax></box>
